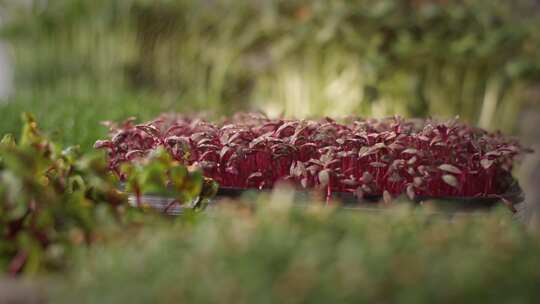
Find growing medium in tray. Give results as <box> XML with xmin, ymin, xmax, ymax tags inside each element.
<box><xmin>95</xmin><ymin>113</ymin><xmax>528</xmax><ymax>203</ymax></box>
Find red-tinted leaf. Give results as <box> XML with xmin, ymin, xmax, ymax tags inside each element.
<box><xmin>480</xmin><ymin>158</ymin><xmax>494</xmax><ymax>169</ymax></box>
<box><xmin>401</xmin><ymin>148</ymin><xmax>418</xmax><ymax>155</ymax></box>
<box><xmin>290</xmin><ymin>161</ymin><xmax>306</xmax><ymax>177</ymax></box>
<box><xmin>362</xmin><ymin>171</ymin><xmax>373</xmax><ymax>183</ymax></box>
<box><xmin>442</xmin><ymin>174</ymin><xmax>459</xmax><ymax>188</ymax></box>
<box><xmin>407</xmin><ymin>156</ymin><xmax>417</xmax><ymax>165</ymax></box>
<box><xmin>136</xmin><ymin>124</ymin><xmax>161</xmax><ymax>139</ymax></box>
<box><xmin>126</xmin><ymin>150</ymin><xmax>146</xmax><ymax>160</ymax></box>
<box><xmin>318</xmin><ymin>170</ymin><xmax>330</xmax><ymax>186</ymax></box>
<box><xmin>247</xmin><ymin>172</ymin><xmax>263</xmax><ymax>181</ymax></box>
<box><xmin>94</xmin><ymin>140</ymin><xmax>113</xmax><ymax>149</ymax></box>
<box><xmin>225</xmin><ymin>166</ymin><xmax>239</xmax><ymax>175</ymax></box>
<box><xmin>438</xmin><ymin>164</ymin><xmax>462</xmax><ymax>174</ymax></box>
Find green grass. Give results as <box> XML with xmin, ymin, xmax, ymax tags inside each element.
<box><xmin>0</xmin><ymin>90</ymin><xmax>182</xmax><ymax>151</ymax></box>
<box><xmin>50</xmin><ymin>196</ymin><xmax>540</xmax><ymax>304</ymax></box>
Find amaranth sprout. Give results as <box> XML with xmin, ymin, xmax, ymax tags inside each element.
<box><xmin>95</xmin><ymin>113</ymin><xmax>530</xmax><ymax>206</ymax></box>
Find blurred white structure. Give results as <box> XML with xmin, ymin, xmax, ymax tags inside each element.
<box><xmin>0</xmin><ymin>41</ymin><xmax>13</xmax><ymax>100</ymax></box>
<box><xmin>0</xmin><ymin>7</ymin><xmax>13</xmax><ymax>101</ymax></box>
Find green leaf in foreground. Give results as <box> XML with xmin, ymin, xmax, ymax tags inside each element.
<box><xmin>0</xmin><ymin>113</ymin><xmax>220</xmax><ymax>275</ymax></box>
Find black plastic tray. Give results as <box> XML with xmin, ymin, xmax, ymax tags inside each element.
<box><xmin>127</xmin><ymin>181</ymin><xmax>524</xmax><ymax>216</ymax></box>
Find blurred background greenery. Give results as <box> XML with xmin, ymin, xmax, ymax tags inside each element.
<box><xmin>53</xmin><ymin>198</ymin><xmax>540</xmax><ymax>304</ymax></box>
<box><xmin>1</xmin><ymin>0</ymin><xmax>540</xmax><ymax>146</ymax></box>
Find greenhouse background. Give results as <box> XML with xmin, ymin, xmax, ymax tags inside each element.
<box><xmin>1</xmin><ymin>0</ymin><xmax>539</xmax><ymax>205</ymax></box>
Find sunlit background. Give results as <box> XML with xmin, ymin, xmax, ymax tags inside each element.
<box><xmin>0</xmin><ymin>0</ymin><xmax>539</xmax><ymax>200</ymax></box>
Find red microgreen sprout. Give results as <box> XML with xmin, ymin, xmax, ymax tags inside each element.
<box><xmin>95</xmin><ymin>113</ymin><xmax>530</xmax><ymax>205</ymax></box>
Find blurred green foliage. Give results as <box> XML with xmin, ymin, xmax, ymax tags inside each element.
<box><xmin>0</xmin><ymin>113</ymin><xmax>127</xmax><ymax>274</ymax></box>
<box><xmin>1</xmin><ymin>0</ymin><xmax>540</xmax><ymax>136</ymax></box>
<box><xmin>0</xmin><ymin>114</ymin><xmax>216</xmax><ymax>274</ymax></box>
<box><xmin>53</xmin><ymin>194</ymin><xmax>540</xmax><ymax>303</ymax></box>
<box><xmin>122</xmin><ymin>147</ymin><xmax>218</xmax><ymax>209</ymax></box>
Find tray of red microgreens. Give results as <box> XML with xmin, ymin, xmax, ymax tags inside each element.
<box><xmin>95</xmin><ymin>113</ymin><xmax>528</xmax><ymax>214</ymax></box>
